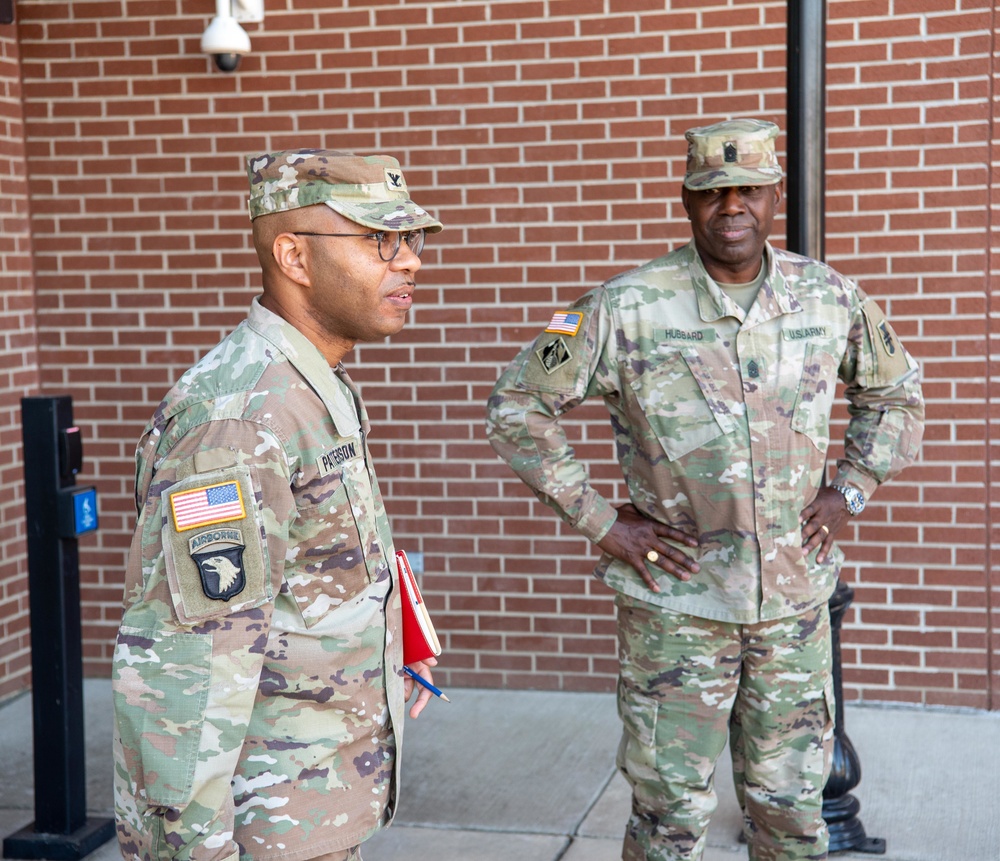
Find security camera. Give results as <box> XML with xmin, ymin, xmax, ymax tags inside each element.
<box><xmin>212</xmin><ymin>51</ymin><xmax>243</xmax><ymax>72</ymax></box>
<box><xmin>201</xmin><ymin>0</ymin><xmax>252</xmax><ymax>72</ymax></box>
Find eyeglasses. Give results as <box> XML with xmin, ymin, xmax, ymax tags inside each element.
<box><xmin>293</xmin><ymin>228</ymin><xmax>425</xmax><ymax>262</ymax></box>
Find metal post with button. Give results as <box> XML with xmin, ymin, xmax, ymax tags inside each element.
<box><xmin>3</xmin><ymin>396</ymin><xmax>114</xmax><ymax>860</ymax></box>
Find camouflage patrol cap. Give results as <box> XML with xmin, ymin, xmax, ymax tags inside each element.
<box><xmin>683</xmin><ymin>119</ymin><xmax>783</xmax><ymax>190</ymax></box>
<box><xmin>246</xmin><ymin>149</ymin><xmax>443</xmax><ymax>232</ymax></box>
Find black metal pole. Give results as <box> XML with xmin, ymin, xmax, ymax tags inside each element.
<box><xmin>24</xmin><ymin>397</ymin><xmax>85</xmax><ymax>834</ymax></box>
<box><xmin>785</xmin><ymin>1</ymin><xmax>885</xmax><ymax>854</ymax></box>
<box><xmin>3</xmin><ymin>396</ymin><xmax>114</xmax><ymax>860</ymax></box>
<box><xmin>786</xmin><ymin>0</ymin><xmax>826</xmax><ymax>261</ymax></box>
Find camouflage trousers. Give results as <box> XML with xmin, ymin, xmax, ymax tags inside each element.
<box><xmin>615</xmin><ymin>593</ymin><xmax>834</xmax><ymax>861</ymax></box>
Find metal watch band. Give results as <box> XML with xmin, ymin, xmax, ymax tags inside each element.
<box><xmin>831</xmin><ymin>483</ymin><xmax>865</xmax><ymax>516</ymax></box>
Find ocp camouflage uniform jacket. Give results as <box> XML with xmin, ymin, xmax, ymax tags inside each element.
<box><xmin>113</xmin><ymin>298</ymin><xmax>405</xmax><ymax>861</ymax></box>
<box><xmin>486</xmin><ymin>241</ymin><xmax>924</xmax><ymax>623</ymax></box>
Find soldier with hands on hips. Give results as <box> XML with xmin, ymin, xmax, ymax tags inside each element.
<box><xmin>112</xmin><ymin>150</ymin><xmax>442</xmax><ymax>861</ymax></box>
<box><xmin>486</xmin><ymin>119</ymin><xmax>924</xmax><ymax>861</ymax></box>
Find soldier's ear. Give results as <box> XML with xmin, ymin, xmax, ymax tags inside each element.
<box><xmin>272</xmin><ymin>233</ymin><xmax>311</xmax><ymax>288</ymax></box>
<box><xmin>681</xmin><ymin>185</ymin><xmax>691</xmax><ymax>218</ymax></box>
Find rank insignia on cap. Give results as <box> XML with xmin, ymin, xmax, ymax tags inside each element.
<box><xmin>170</xmin><ymin>480</ymin><xmax>246</xmax><ymax>532</ymax></box>
<box><xmin>385</xmin><ymin>167</ymin><xmax>406</xmax><ymax>191</ymax></box>
<box><xmin>545</xmin><ymin>310</ymin><xmax>584</xmax><ymax>336</ymax></box>
<box><xmin>724</xmin><ymin>142</ymin><xmax>738</xmax><ymax>163</ymax></box>
<box><xmin>188</xmin><ymin>529</ymin><xmax>247</xmax><ymax>601</ymax></box>
<box><xmin>536</xmin><ymin>337</ymin><xmax>573</xmax><ymax>374</ymax></box>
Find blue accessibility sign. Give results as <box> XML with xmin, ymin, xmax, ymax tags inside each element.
<box><xmin>73</xmin><ymin>487</ymin><xmax>98</xmax><ymax>534</ymax></box>
<box><xmin>59</xmin><ymin>486</ymin><xmax>99</xmax><ymax>537</ymax></box>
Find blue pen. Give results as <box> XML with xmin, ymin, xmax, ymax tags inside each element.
<box><xmin>403</xmin><ymin>665</ymin><xmax>451</xmax><ymax>703</ymax></box>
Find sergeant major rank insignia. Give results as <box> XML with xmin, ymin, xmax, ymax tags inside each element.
<box><xmin>536</xmin><ymin>337</ymin><xmax>573</xmax><ymax>375</ymax></box>
<box><xmin>189</xmin><ymin>528</ymin><xmax>247</xmax><ymax>601</ymax></box>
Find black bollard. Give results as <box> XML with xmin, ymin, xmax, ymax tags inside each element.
<box><xmin>3</xmin><ymin>396</ymin><xmax>114</xmax><ymax>860</ymax></box>
<box><xmin>822</xmin><ymin>580</ymin><xmax>885</xmax><ymax>854</ymax></box>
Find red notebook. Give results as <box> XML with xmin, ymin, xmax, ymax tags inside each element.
<box><xmin>396</xmin><ymin>550</ymin><xmax>442</xmax><ymax>664</ymax></box>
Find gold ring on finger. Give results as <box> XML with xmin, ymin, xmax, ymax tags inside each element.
<box><xmin>646</xmin><ymin>550</ymin><xmax>659</xmax><ymax>563</ymax></box>
<box><xmin>820</xmin><ymin>524</ymin><xmax>830</xmax><ymax>535</ymax></box>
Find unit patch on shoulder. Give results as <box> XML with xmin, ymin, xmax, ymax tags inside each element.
<box><xmin>535</xmin><ymin>337</ymin><xmax>573</xmax><ymax>374</ymax></box>
<box><xmin>188</xmin><ymin>528</ymin><xmax>246</xmax><ymax>601</ymax></box>
<box><xmin>861</xmin><ymin>297</ymin><xmax>911</xmax><ymax>386</ymax></box>
<box><xmin>876</xmin><ymin>320</ymin><xmax>897</xmax><ymax>356</ymax></box>
<box><xmin>161</xmin><ymin>467</ymin><xmax>269</xmax><ymax>624</ymax></box>
<box><xmin>169</xmin><ymin>480</ymin><xmax>246</xmax><ymax>532</ymax></box>
<box><xmin>545</xmin><ymin>311</ymin><xmax>584</xmax><ymax>336</ymax></box>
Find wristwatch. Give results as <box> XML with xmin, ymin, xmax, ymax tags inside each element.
<box><xmin>831</xmin><ymin>484</ymin><xmax>866</xmax><ymax>516</ymax></box>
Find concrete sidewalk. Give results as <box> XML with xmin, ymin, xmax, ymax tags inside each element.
<box><xmin>2</xmin><ymin>680</ymin><xmax>998</xmax><ymax>861</ymax></box>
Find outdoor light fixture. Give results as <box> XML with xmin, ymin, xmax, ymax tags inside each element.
<box><xmin>201</xmin><ymin>0</ymin><xmax>264</xmax><ymax>72</ymax></box>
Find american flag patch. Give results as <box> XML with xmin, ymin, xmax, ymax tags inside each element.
<box><xmin>545</xmin><ymin>311</ymin><xmax>583</xmax><ymax>336</ymax></box>
<box><xmin>170</xmin><ymin>480</ymin><xmax>246</xmax><ymax>532</ymax></box>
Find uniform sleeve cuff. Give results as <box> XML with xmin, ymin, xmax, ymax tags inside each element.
<box><xmin>573</xmin><ymin>495</ymin><xmax>617</xmax><ymax>544</ymax></box>
<box><xmin>832</xmin><ymin>466</ymin><xmax>878</xmax><ymax>501</ymax></box>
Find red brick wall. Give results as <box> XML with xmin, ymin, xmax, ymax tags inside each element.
<box><xmin>0</xmin><ymin>17</ymin><xmax>37</xmax><ymax>702</ymax></box>
<box><xmin>2</xmin><ymin>0</ymin><xmax>996</xmax><ymax>709</ymax></box>
<box><xmin>824</xmin><ymin>2</ymin><xmax>998</xmax><ymax>709</ymax></box>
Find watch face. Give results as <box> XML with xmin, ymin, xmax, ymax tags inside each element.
<box><xmin>836</xmin><ymin>485</ymin><xmax>865</xmax><ymax>515</ymax></box>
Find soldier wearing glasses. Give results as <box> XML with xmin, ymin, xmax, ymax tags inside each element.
<box><xmin>112</xmin><ymin>150</ymin><xmax>442</xmax><ymax>861</ymax></box>
<box><xmin>486</xmin><ymin>120</ymin><xmax>924</xmax><ymax>861</ymax></box>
